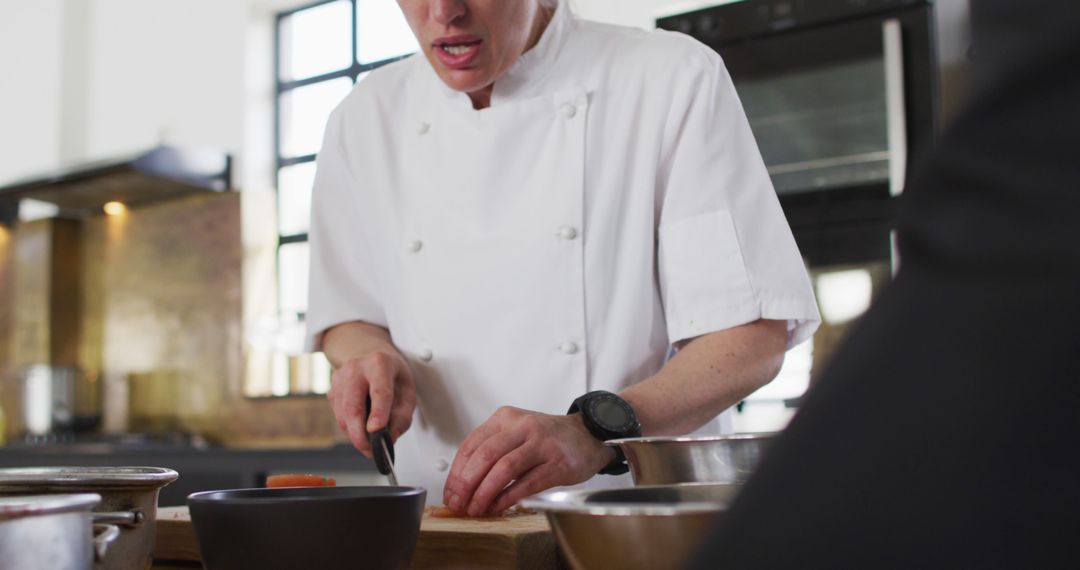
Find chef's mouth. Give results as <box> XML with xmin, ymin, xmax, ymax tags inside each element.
<box><xmin>437</xmin><ymin>40</ymin><xmax>482</xmax><ymax>55</ymax></box>
<box><xmin>432</xmin><ymin>37</ymin><xmax>483</xmax><ymax>70</ymax></box>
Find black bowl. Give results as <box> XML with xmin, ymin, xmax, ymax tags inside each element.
<box><xmin>187</xmin><ymin>486</ymin><xmax>426</xmax><ymax>570</ymax></box>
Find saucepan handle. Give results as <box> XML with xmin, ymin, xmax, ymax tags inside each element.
<box><xmin>93</xmin><ymin>509</ymin><xmax>144</xmax><ymax>526</ymax></box>
<box><xmin>93</xmin><ymin>523</ymin><xmax>121</xmax><ymax>563</ymax></box>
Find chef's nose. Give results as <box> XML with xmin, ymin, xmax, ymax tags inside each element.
<box><xmin>432</xmin><ymin>0</ymin><xmax>467</xmax><ymax>26</ymax></box>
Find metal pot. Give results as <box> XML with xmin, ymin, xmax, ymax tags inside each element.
<box><xmin>21</xmin><ymin>365</ymin><xmax>101</xmax><ymax>435</ymax></box>
<box><xmin>521</xmin><ymin>483</ymin><xmax>740</xmax><ymax>570</ymax></box>
<box><xmin>0</xmin><ymin>493</ymin><xmax>120</xmax><ymax>570</ymax></box>
<box><xmin>0</xmin><ymin>467</ymin><xmax>178</xmax><ymax>570</ymax></box>
<box><xmin>607</xmin><ymin>432</ymin><xmax>777</xmax><ymax>485</ymax></box>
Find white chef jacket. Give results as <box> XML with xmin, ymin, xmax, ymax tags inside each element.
<box><xmin>304</xmin><ymin>0</ymin><xmax>820</xmax><ymax>500</ymax></box>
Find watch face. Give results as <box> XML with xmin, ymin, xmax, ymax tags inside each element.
<box><xmin>593</xmin><ymin>398</ymin><xmax>630</xmax><ymax>430</ymax></box>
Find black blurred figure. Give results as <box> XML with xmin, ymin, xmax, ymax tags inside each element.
<box><xmin>688</xmin><ymin>0</ymin><xmax>1080</xmax><ymax>568</ymax></box>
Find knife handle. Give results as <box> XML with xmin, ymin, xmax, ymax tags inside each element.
<box><xmin>365</xmin><ymin>395</ymin><xmax>396</xmax><ymax>476</ymax></box>
<box><xmin>369</xmin><ymin>428</ymin><xmax>395</xmax><ymax>475</ymax></box>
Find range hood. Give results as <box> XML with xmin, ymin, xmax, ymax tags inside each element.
<box><xmin>0</xmin><ymin>145</ymin><xmax>232</xmax><ymax>223</ymax></box>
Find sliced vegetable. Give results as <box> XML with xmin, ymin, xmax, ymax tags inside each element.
<box><xmin>266</xmin><ymin>474</ymin><xmax>337</xmax><ymax>488</ymax></box>
<box><xmin>423</xmin><ymin>504</ymin><xmax>537</xmax><ymax>519</ymax></box>
<box><xmin>425</xmin><ymin>505</ymin><xmax>465</xmax><ymax>518</ymax></box>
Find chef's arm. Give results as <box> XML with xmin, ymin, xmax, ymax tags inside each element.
<box><xmin>619</xmin><ymin>318</ymin><xmax>788</xmax><ymax>436</ymax></box>
<box><xmin>322</xmin><ymin>321</ymin><xmax>417</xmax><ymax>456</ymax></box>
<box><xmin>322</xmin><ymin>320</ymin><xmax>401</xmax><ymax>368</ymax></box>
<box><xmin>443</xmin><ymin>317</ymin><xmax>788</xmax><ymax>516</ymax></box>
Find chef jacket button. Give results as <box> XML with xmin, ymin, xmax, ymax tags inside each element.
<box><xmin>560</xmin><ymin>342</ymin><xmax>579</xmax><ymax>355</ymax></box>
<box><xmin>417</xmin><ymin>122</ymin><xmax>430</xmax><ymax>135</ymax></box>
<box><xmin>419</xmin><ymin>348</ymin><xmax>434</xmax><ymax>362</ymax></box>
<box><xmin>406</xmin><ymin>240</ymin><xmax>423</xmax><ymax>253</ymax></box>
<box><xmin>560</xmin><ymin>104</ymin><xmax>577</xmax><ymax>119</ymax></box>
<box><xmin>557</xmin><ymin>226</ymin><xmax>578</xmax><ymax>240</ymax></box>
<box><xmin>435</xmin><ymin>458</ymin><xmax>450</xmax><ymax>472</ymax></box>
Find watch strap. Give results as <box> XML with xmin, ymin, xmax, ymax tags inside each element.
<box><xmin>599</xmin><ymin>447</ymin><xmax>630</xmax><ymax>476</ymax></box>
<box><xmin>568</xmin><ymin>391</ymin><xmax>640</xmax><ymax>476</ymax></box>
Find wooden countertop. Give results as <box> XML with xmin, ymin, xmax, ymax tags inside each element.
<box><xmin>154</xmin><ymin>506</ymin><xmax>558</xmax><ymax>570</ymax></box>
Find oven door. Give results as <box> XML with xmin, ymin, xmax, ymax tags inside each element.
<box><xmin>710</xmin><ymin>6</ymin><xmax>937</xmax><ymax>266</ymax></box>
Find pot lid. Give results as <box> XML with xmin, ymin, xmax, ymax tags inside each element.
<box><xmin>0</xmin><ymin>467</ymin><xmax>179</xmax><ymax>491</ymax></box>
<box><xmin>0</xmin><ymin>493</ymin><xmax>101</xmax><ymax>521</ymax></box>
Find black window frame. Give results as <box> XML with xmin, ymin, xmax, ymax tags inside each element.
<box><xmin>274</xmin><ymin>0</ymin><xmax>413</xmax><ymax>319</ymax></box>
<box><xmin>272</xmin><ymin>0</ymin><xmax>414</xmax><ymax>395</ymax></box>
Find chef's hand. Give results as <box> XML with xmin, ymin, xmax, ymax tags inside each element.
<box><xmin>442</xmin><ymin>407</ymin><xmax>615</xmax><ymax>516</ymax></box>
<box><xmin>327</xmin><ymin>350</ymin><xmax>416</xmax><ymax>459</ymax></box>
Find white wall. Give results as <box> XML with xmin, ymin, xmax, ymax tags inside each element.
<box><xmin>0</xmin><ymin>0</ymin><xmax>64</xmax><ymax>184</ymax></box>
<box><xmin>933</xmin><ymin>0</ymin><xmax>973</xmax><ymax>123</ymax></box>
<box><xmin>84</xmin><ymin>0</ymin><xmax>247</xmax><ymax>160</ymax></box>
<box><xmin>0</xmin><ymin>0</ymin><xmax>278</xmax><ymax>187</ymax></box>
<box><xmin>574</xmin><ymin>0</ymin><xmax>733</xmax><ymax>29</ymax></box>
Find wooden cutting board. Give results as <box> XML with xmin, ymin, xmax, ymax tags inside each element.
<box><xmin>153</xmin><ymin>506</ymin><xmax>558</xmax><ymax>570</ymax></box>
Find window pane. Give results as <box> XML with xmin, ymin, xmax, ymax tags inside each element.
<box><xmin>271</xmin><ymin>353</ymin><xmax>290</xmax><ymax>397</ymax></box>
<box><xmin>815</xmin><ymin>269</ymin><xmax>874</xmax><ymax>324</ymax></box>
<box><xmin>280</xmin><ymin>77</ymin><xmax>352</xmax><ymax>158</ymax></box>
<box><xmin>278</xmin><ymin>162</ymin><xmax>317</xmax><ymax>236</ymax></box>
<box><xmin>279</xmin><ymin>0</ymin><xmax>352</xmax><ymax>81</ymax></box>
<box><xmin>278</xmin><ymin>242</ymin><xmax>310</xmax><ymax>318</ymax></box>
<box><xmin>746</xmin><ymin>337</ymin><xmax>813</xmax><ymax>402</ymax></box>
<box><xmin>356</xmin><ymin>0</ymin><xmax>418</xmax><ymax>64</ymax></box>
<box><xmin>312</xmin><ymin>353</ymin><xmax>332</xmax><ymax>394</ymax></box>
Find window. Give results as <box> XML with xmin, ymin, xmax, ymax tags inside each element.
<box><xmin>272</xmin><ymin>0</ymin><xmax>417</xmax><ymax>396</ymax></box>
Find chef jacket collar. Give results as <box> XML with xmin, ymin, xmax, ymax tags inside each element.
<box><xmin>427</xmin><ymin>0</ymin><xmax>575</xmax><ymax>110</ymax></box>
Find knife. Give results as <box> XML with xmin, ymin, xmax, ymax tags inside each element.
<box><xmin>369</xmin><ymin>427</ymin><xmax>398</xmax><ymax>487</ymax></box>
<box><xmin>365</xmin><ymin>395</ymin><xmax>398</xmax><ymax>486</ymax></box>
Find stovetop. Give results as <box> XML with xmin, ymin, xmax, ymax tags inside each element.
<box><xmin>9</xmin><ymin>431</ymin><xmax>211</xmax><ymax>450</ymax></box>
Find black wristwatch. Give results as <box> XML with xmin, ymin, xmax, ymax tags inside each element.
<box><xmin>567</xmin><ymin>391</ymin><xmax>642</xmax><ymax>475</ymax></box>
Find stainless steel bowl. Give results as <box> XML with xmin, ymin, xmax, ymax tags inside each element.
<box><xmin>521</xmin><ymin>483</ymin><xmax>739</xmax><ymax>570</ymax></box>
<box><xmin>607</xmin><ymin>432</ymin><xmax>777</xmax><ymax>485</ymax></box>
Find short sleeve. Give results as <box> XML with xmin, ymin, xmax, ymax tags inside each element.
<box><xmin>303</xmin><ymin>107</ymin><xmax>388</xmax><ymax>352</ymax></box>
<box><xmin>655</xmin><ymin>43</ymin><xmax>820</xmax><ymax>349</ymax></box>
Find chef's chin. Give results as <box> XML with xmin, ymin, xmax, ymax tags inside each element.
<box><xmin>437</xmin><ymin>68</ymin><xmax>495</xmax><ymax>96</ymax></box>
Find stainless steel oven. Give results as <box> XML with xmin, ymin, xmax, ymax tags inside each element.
<box><xmin>660</xmin><ymin>0</ymin><xmax>942</xmax><ymax>401</ymax></box>
<box><xmin>658</xmin><ymin>0</ymin><xmax>940</xmax><ymax>267</ymax></box>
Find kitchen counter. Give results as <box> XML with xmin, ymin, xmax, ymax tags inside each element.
<box><xmin>0</xmin><ymin>443</ymin><xmax>375</xmax><ymax>506</ymax></box>
<box><xmin>1</xmin><ymin>444</ymin><xmax>560</xmax><ymax>569</ymax></box>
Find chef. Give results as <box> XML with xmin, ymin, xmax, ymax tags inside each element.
<box><xmin>304</xmin><ymin>0</ymin><xmax>820</xmax><ymax>516</ymax></box>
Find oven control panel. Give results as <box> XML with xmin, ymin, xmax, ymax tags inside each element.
<box><xmin>657</xmin><ymin>0</ymin><xmax>928</xmax><ymax>43</ymax></box>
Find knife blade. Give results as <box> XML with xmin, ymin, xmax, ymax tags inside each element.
<box><xmin>378</xmin><ymin>433</ymin><xmax>399</xmax><ymax>487</ymax></box>
<box><xmin>365</xmin><ymin>395</ymin><xmax>398</xmax><ymax>486</ymax></box>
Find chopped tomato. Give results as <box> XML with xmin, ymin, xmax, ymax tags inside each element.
<box><xmin>424</xmin><ymin>504</ymin><xmax>537</xmax><ymax>519</ymax></box>
<box><xmin>266</xmin><ymin>474</ymin><xmax>337</xmax><ymax>488</ymax></box>
<box><xmin>425</xmin><ymin>505</ymin><xmax>466</xmax><ymax>518</ymax></box>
